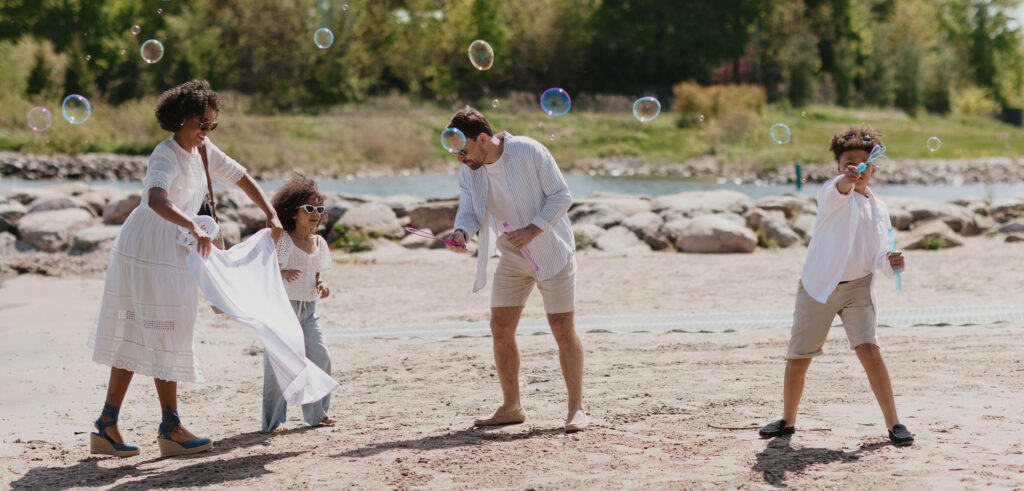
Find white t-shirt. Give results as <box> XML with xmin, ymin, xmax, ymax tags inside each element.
<box><xmin>840</xmin><ymin>193</ymin><xmax>876</xmax><ymax>282</ymax></box>
<box><xmin>484</xmin><ymin>148</ymin><xmax>520</xmax><ymax>231</ymax></box>
<box><xmin>276</xmin><ymin>233</ymin><xmax>333</xmax><ymax>301</ymax></box>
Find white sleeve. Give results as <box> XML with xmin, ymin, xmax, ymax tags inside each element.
<box><xmin>204</xmin><ymin>139</ymin><xmax>247</xmax><ymax>185</ymax></box>
<box><xmin>529</xmin><ymin>142</ymin><xmax>572</xmax><ymax>233</ymax></box>
<box><xmin>144</xmin><ymin>155</ymin><xmax>179</xmax><ymax>191</ymax></box>
<box><xmin>453</xmin><ymin>166</ymin><xmax>481</xmax><ymax>237</ymax></box>
<box><xmin>816</xmin><ymin>175</ymin><xmax>854</xmax><ymax>220</ymax></box>
<box><xmin>276</xmin><ymin>234</ymin><xmax>291</xmax><ymax>269</ymax></box>
<box><xmin>318</xmin><ymin>235</ymin><xmax>333</xmax><ymax>271</ymax></box>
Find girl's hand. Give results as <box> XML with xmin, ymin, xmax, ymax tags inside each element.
<box><xmin>281</xmin><ymin>269</ymin><xmax>302</xmax><ymax>283</ymax></box>
<box><xmin>190</xmin><ymin>223</ymin><xmax>213</xmax><ymax>259</ymax></box>
<box><xmin>317</xmin><ymin>281</ymin><xmax>330</xmax><ymax>299</ymax></box>
<box><xmin>267</xmin><ymin>214</ymin><xmax>285</xmax><ymax>244</ymax></box>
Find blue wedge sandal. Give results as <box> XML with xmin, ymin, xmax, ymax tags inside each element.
<box><xmin>157</xmin><ymin>406</ymin><xmax>213</xmax><ymax>457</ymax></box>
<box><xmin>90</xmin><ymin>403</ymin><xmax>140</xmax><ymax>457</ymax></box>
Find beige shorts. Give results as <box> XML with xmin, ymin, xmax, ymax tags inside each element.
<box><xmin>787</xmin><ymin>274</ymin><xmax>878</xmax><ymax>359</ymax></box>
<box><xmin>491</xmin><ymin>236</ymin><xmax>576</xmax><ymax>314</ymax></box>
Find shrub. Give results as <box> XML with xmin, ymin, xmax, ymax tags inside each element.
<box><xmin>574</xmin><ymin>229</ymin><xmax>594</xmax><ymax>250</ymax></box>
<box><xmin>706</xmin><ymin>109</ymin><xmax>756</xmax><ymax>152</ymax></box>
<box><xmin>952</xmin><ymin>86</ymin><xmax>997</xmax><ymax>117</ymax></box>
<box><xmin>672</xmin><ymin>82</ymin><xmax>766</xmax><ymax>127</ymax></box>
<box><xmin>329</xmin><ymin>226</ymin><xmax>374</xmax><ymax>252</ymax></box>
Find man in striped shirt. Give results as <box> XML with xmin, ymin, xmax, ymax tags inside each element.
<box><xmin>446</xmin><ymin>107</ymin><xmax>586</xmax><ymax>433</ymax></box>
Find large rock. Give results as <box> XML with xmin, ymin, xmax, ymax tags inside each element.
<box><xmin>676</xmin><ymin>215</ymin><xmax>757</xmax><ymax>253</ymax></box>
<box><xmin>400</xmin><ymin>228</ymin><xmax>432</xmax><ymax>248</ymax></box>
<box><xmin>382</xmin><ymin>195</ymin><xmax>425</xmax><ymax>218</ymax></box>
<box><xmin>659</xmin><ymin>219</ymin><xmax>691</xmax><ymax>246</ymax></box>
<box><xmin>961</xmin><ymin>214</ymin><xmax>995</xmax><ymax>237</ymax></box>
<box><xmin>998</xmin><ymin>220</ymin><xmax>1024</xmax><ymax>234</ymax></box>
<box><xmin>28</xmin><ymin>196</ymin><xmax>94</xmax><ymax>215</ymax></box>
<box><xmin>408</xmin><ymin>201</ymin><xmax>459</xmax><ymax>235</ymax></box>
<box><xmin>901</xmin><ymin>220</ymin><xmax>962</xmax><ymax>250</ymax></box>
<box><xmin>652</xmin><ymin>190</ymin><xmax>754</xmax><ymax>217</ymax></box>
<box><xmin>744</xmin><ymin>208</ymin><xmax>785</xmax><ymax>229</ymax></box>
<box><xmin>219</xmin><ymin>221</ymin><xmax>242</xmax><ymax>247</ymax></box>
<box><xmin>593</xmin><ymin>226</ymin><xmax>651</xmax><ymax>254</ymax></box>
<box><xmin>885</xmin><ymin>197</ymin><xmax>972</xmax><ymax>233</ymax></box>
<box><xmin>318</xmin><ymin>196</ymin><xmax>355</xmax><ymax>234</ymax></box>
<box><xmin>4</xmin><ymin>188</ymin><xmax>66</xmax><ymax>206</ymax></box>
<box><xmin>0</xmin><ymin>202</ymin><xmax>28</xmax><ymax>233</ymax></box>
<box><xmin>71</xmin><ymin>225</ymin><xmax>121</xmax><ymax>252</ymax></box>
<box><xmin>572</xmin><ymin>192</ymin><xmax>653</xmax><ymax>217</ymax></box>
<box><xmin>754</xmin><ymin>195</ymin><xmax>816</xmax><ymax>219</ymax></box>
<box><xmin>213</xmin><ymin>189</ymin><xmax>249</xmax><ymax>210</ymax></box>
<box><xmin>622</xmin><ymin>212</ymin><xmax>671</xmax><ymax>250</ymax></box>
<box><xmin>18</xmin><ymin>208</ymin><xmax>96</xmax><ymax>252</ymax></box>
<box><xmin>791</xmin><ymin>214</ymin><xmax>816</xmax><ymax>241</ymax></box>
<box><xmin>568</xmin><ymin>203</ymin><xmax>626</xmax><ymax>229</ymax></box>
<box><xmin>990</xmin><ymin>198</ymin><xmax>1024</xmax><ymax>220</ymax></box>
<box><xmin>745</xmin><ymin>208</ymin><xmax>800</xmax><ymax>247</ymax></box>
<box><xmin>223</xmin><ymin>205</ymin><xmax>266</xmax><ymax>236</ymax></box>
<box><xmin>888</xmin><ymin>208</ymin><xmax>913</xmax><ymax>230</ymax></box>
<box><xmin>572</xmin><ymin>223</ymin><xmax>605</xmax><ymax>250</ymax></box>
<box><xmin>102</xmin><ymin>193</ymin><xmax>141</xmax><ymax>225</ymax></box>
<box><xmin>75</xmin><ymin>191</ymin><xmax>114</xmax><ymax>216</ymax></box>
<box><xmin>337</xmin><ymin>202</ymin><xmax>403</xmax><ymax>239</ymax></box>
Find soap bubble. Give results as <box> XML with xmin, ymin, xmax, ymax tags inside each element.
<box><xmin>61</xmin><ymin>94</ymin><xmax>92</xmax><ymax>124</ymax></box>
<box><xmin>801</xmin><ymin>111</ymin><xmax>807</xmax><ymax>117</ymax></box>
<box><xmin>120</xmin><ymin>49</ymin><xmax>127</xmax><ymax>56</ymax></box>
<box><xmin>140</xmin><ymin>39</ymin><xmax>164</xmax><ymax>63</ymax></box>
<box><xmin>698</xmin><ymin>114</ymin><xmax>705</xmax><ymax>123</ymax></box>
<box><xmin>131</xmin><ymin>25</ymin><xmax>141</xmax><ymax>36</ymax></box>
<box><xmin>342</xmin><ymin>3</ymin><xmax>349</xmax><ymax>10</ymax></box>
<box><xmin>28</xmin><ymin>107</ymin><xmax>52</xmax><ymax>132</ymax></box>
<box><xmin>491</xmin><ymin>99</ymin><xmax>499</xmax><ymax>109</ymax></box>
<box><xmin>769</xmin><ymin>123</ymin><xmax>791</xmax><ymax>144</ymax></box>
<box><xmin>314</xmin><ymin>28</ymin><xmax>334</xmax><ymax>49</ymax></box>
<box><xmin>632</xmin><ymin>97</ymin><xmax>661</xmax><ymax>122</ymax></box>
<box><xmin>441</xmin><ymin>127</ymin><xmax>466</xmax><ymax>154</ymax></box>
<box><xmin>156</xmin><ymin>8</ymin><xmax>162</xmax><ymax>14</ymax></box>
<box><xmin>927</xmin><ymin>136</ymin><xmax>941</xmax><ymax>152</ymax></box>
<box><xmin>468</xmin><ymin>40</ymin><xmax>494</xmax><ymax>70</ymax></box>
<box><xmin>85</xmin><ymin>54</ymin><xmax>91</xmax><ymax>61</ymax></box>
<box><xmin>540</xmin><ymin>88</ymin><xmax>571</xmax><ymax>116</ymax></box>
<box><xmin>549</xmin><ymin>133</ymin><xmax>556</xmax><ymax>141</ymax></box>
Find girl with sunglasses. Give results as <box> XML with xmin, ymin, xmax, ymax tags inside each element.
<box><xmin>263</xmin><ymin>173</ymin><xmax>335</xmax><ymax>432</ymax></box>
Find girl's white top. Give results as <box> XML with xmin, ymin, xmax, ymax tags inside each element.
<box><xmin>276</xmin><ymin>232</ymin><xmax>333</xmax><ymax>301</ymax></box>
<box><xmin>801</xmin><ymin>175</ymin><xmax>895</xmax><ymax>305</ymax></box>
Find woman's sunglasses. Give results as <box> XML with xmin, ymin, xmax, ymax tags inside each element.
<box><xmin>198</xmin><ymin>119</ymin><xmax>218</xmax><ymax>132</ymax></box>
<box><xmin>299</xmin><ymin>204</ymin><xmax>326</xmax><ymax>214</ymax></box>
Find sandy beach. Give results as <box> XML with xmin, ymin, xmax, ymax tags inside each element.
<box><xmin>2</xmin><ymin>236</ymin><xmax>1024</xmax><ymax>488</ymax></box>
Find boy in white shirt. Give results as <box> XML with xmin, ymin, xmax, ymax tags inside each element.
<box><xmin>759</xmin><ymin>124</ymin><xmax>913</xmax><ymax>445</ymax></box>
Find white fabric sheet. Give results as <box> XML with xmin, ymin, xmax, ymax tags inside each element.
<box><xmin>178</xmin><ymin>217</ymin><xmax>338</xmax><ymax>404</ymax></box>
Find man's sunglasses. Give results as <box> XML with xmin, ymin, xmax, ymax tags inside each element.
<box><xmin>198</xmin><ymin>119</ymin><xmax>218</xmax><ymax>132</ymax></box>
<box><xmin>299</xmin><ymin>204</ymin><xmax>326</xmax><ymax>214</ymax></box>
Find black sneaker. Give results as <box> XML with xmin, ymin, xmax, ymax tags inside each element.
<box><xmin>888</xmin><ymin>424</ymin><xmax>914</xmax><ymax>445</ymax></box>
<box><xmin>759</xmin><ymin>419</ymin><xmax>796</xmax><ymax>438</ymax></box>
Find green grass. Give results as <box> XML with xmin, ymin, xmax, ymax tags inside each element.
<box><xmin>3</xmin><ymin>93</ymin><xmax>1024</xmax><ymax>174</ymax></box>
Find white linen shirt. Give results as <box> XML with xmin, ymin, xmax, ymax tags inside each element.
<box><xmin>453</xmin><ymin>132</ymin><xmax>575</xmax><ymax>293</ymax></box>
<box><xmin>801</xmin><ymin>175</ymin><xmax>895</xmax><ymax>305</ymax></box>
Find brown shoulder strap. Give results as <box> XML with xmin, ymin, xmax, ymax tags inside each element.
<box><xmin>198</xmin><ymin>144</ymin><xmax>218</xmax><ymax>222</ymax></box>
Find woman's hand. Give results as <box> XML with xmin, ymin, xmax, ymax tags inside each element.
<box><xmin>281</xmin><ymin>269</ymin><xmax>302</xmax><ymax>283</ymax></box>
<box><xmin>317</xmin><ymin>281</ymin><xmax>330</xmax><ymax>299</ymax></box>
<box><xmin>267</xmin><ymin>214</ymin><xmax>285</xmax><ymax>244</ymax></box>
<box><xmin>190</xmin><ymin>222</ymin><xmax>213</xmax><ymax>259</ymax></box>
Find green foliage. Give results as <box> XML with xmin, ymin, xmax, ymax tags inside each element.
<box><xmin>953</xmin><ymin>86</ymin><xmax>998</xmax><ymax>116</ymax></box>
<box><xmin>917</xmin><ymin>235</ymin><xmax>951</xmax><ymax>250</ymax></box>
<box><xmin>755</xmin><ymin>229</ymin><xmax>779</xmax><ymax>249</ymax></box>
<box><xmin>573</xmin><ymin>229</ymin><xmax>594</xmax><ymax>250</ymax></box>
<box><xmin>672</xmin><ymin>83</ymin><xmax>765</xmax><ymax>126</ymax></box>
<box><xmin>329</xmin><ymin>226</ymin><xmax>373</xmax><ymax>253</ymax></box>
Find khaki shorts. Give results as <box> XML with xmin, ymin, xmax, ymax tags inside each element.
<box><xmin>787</xmin><ymin>274</ymin><xmax>878</xmax><ymax>359</ymax></box>
<box><xmin>491</xmin><ymin>236</ymin><xmax>576</xmax><ymax>314</ymax></box>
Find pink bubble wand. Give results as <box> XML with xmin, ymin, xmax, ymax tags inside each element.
<box><xmin>404</xmin><ymin>227</ymin><xmax>464</xmax><ymax>248</ymax></box>
<box><xmin>502</xmin><ymin>222</ymin><xmax>540</xmax><ymax>272</ymax></box>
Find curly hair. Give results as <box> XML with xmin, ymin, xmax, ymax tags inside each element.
<box><xmin>271</xmin><ymin>173</ymin><xmax>325</xmax><ymax>232</ymax></box>
<box><xmin>155</xmin><ymin>80</ymin><xmax>222</xmax><ymax>132</ymax></box>
<box><xmin>447</xmin><ymin>106</ymin><xmax>493</xmax><ymax>140</ymax></box>
<box><xmin>828</xmin><ymin>123</ymin><xmax>884</xmax><ymax>162</ymax></box>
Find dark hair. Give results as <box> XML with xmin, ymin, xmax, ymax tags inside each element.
<box><xmin>271</xmin><ymin>173</ymin><xmax>325</xmax><ymax>232</ymax></box>
<box><xmin>155</xmin><ymin>80</ymin><xmax>222</xmax><ymax>132</ymax></box>
<box><xmin>447</xmin><ymin>106</ymin><xmax>493</xmax><ymax>140</ymax></box>
<box><xmin>829</xmin><ymin>123</ymin><xmax>883</xmax><ymax>162</ymax></box>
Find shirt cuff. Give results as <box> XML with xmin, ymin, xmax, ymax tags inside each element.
<box><xmin>530</xmin><ymin>216</ymin><xmax>552</xmax><ymax>233</ymax></box>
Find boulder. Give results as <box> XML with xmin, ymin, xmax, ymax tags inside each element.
<box><xmin>594</xmin><ymin>226</ymin><xmax>651</xmax><ymax>254</ymax></box>
<box><xmin>651</xmin><ymin>190</ymin><xmax>754</xmax><ymax>216</ymax></box>
<box><xmin>572</xmin><ymin>223</ymin><xmax>605</xmax><ymax>250</ymax></box>
<box><xmin>572</xmin><ymin>192</ymin><xmax>652</xmax><ymax>217</ymax></box>
<box><xmin>622</xmin><ymin>212</ymin><xmax>671</xmax><ymax>250</ymax></box>
<box><xmin>759</xmin><ymin>214</ymin><xmax>801</xmax><ymax>248</ymax></box>
<box><xmin>754</xmin><ymin>195</ymin><xmax>816</xmax><ymax>219</ymax></box>
<box><xmin>428</xmin><ymin>229</ymin><xmax>456</xmax><ymax>250</ymax></box>
<box><xmin>888</xmin><ymin>208</ymin><xmax>913</xmax><ymax>231</ymax></box>
<box><xmin>18</xmin><ymin>208</ymin><xmax>96</xmax><ymax>252</ymax></box>
<box><xmin>998</xmin><ymin>220</ymin><xmax>1024</xmax><ymax>234</ymax></box>
<box><xmin>337</xmin><ymin>202</ymin><xmax>403</xmax><ymax>239</ymax></box>
<box><xmin>0</xmin><ymin>202</ymin><xmax>28</xmax><ymax>233</ymax></box>
<box><xmin>382</xmin><ymin>195</ymin><xmax>425</xmax><ymax>218</ymax></box>
<box><xmin>960</xmin><ymin>214</ymin><xmax>995</xmax><ymax>236</ymax></box>
<box><xmin>659</xmin><ymin>219</ymin><xmax>691</xmax><ymax>246</ymax></box>
<box><xmin>408</xmin><ymin>201</ymin><xmax>459</xmax><ymax>235</ymax></box>
<box><xmin>568</xmin><ymin>203</ymin><xmax>626</xmax><ymax>229</ymax></box>
<box><xmin>676</xmin><ymin>215</ymin><xmax>757</xmax><ymax>253</ymax></box>
<box><xmin>1006</xmin><ymin>234</ymin><xmax>1024</xmax><ymax>243</ymax></box>
<box><xmin>990</xmin><ymin>198</ymin><xmax>1024</xmax><ymax>219</ymax></box>
<box><xmin>4</xmin><ymin>188</ymin><xmax>66</xmax><ymax>206</ymax></box>
<box><xmin>791</xmin><ymin>214</ymin><xmax>816</xmax><ymax>241</ymax></box>
<box><xmin>952</xmin><ymin>199</ymin><xmax>990</xmax><ymax>216</ymax></box>
<box><xmin>219</xmin><ymin>221</ymin><xmax>242</xmax><ymax>247</ymax></box>
<box><xmin>319</xmin><ymin>196</ymin><xmax>355</xmax><ymax>233</ymax></box>
<box><xmin>901</xmin><ymin>220</ymin><xmax>962</xmax><ymax>250</ymax></box>
<box><xmin>885</xmin><ymin>197</ymin><xmax>972</xmax><ymax>232</ymax></box>
<box><xmin>28</xmin><ymin>196</ymin><xmax>94</xmax><ymax>215</ymax></box>
<box><xmin>75</xmin><ymin>191</ymin><xmax>113</xmax><ymax>216</ymax></box>
<box><xmin>744</xmin><ymin>208</ymin><xmax>785</xmax><ymax>230</ymax></box>
<box><xmin>400</xmin><ymin>228</ymin><xmax>432</xmax><ymax>248</ymax></box>
<box><xmin>102</xmin><ymin>193</ymin><xmax>141</xmax><ymax>225</ymax></box>
<box><xmin>71</xmin><ymin>225</ymin><xmax>121</xmax><ymax>252</ymax></box>
<box><xmin>716</xmin><ymin>212</ymin><xmax>747</xmax><ymax>228</ymax></box>
<box><xmin>213</xmin><ymin>189</ymin><xmax>249</xmax><ymax>210</ymax></box>
<box><xmin>224</xmin><ymin>205</ymin><xmax>267</xmax><ymax>236</ymax></box>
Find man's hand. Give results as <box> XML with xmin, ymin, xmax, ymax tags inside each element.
<box><xmin>281</xmin><ymin>269</ymin><xmax>302</xmax><ymax>282</ymax></box>
<box><xmin>317</xmin><ymin>281</ymin><xmax>330</xmax><ymax>299</ymax></box>
<box><xmin>505</xmin><ymin>224</ymin><xmax>542</xmax><ymax>249</ymax></box>
<box><xmin>447</xmin><ymin>230</ymin><xmax>469</xmax><ymax>252</ymax></box>
<box><xmin>888</xmin><ymin>252</ymin><xmax>905</xmax><ymax>271</ymax></box>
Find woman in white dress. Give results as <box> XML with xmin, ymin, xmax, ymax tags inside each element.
<box><xmin>87</xmin><ymin>80</ymin><xmax>284</xmax><ymax>457</ymax></box>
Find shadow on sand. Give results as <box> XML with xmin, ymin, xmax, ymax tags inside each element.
<box><xmin>333</xmin><ymin>425</ymin><xmax>565</xmax><ymax>458</ymax></box>
<box><xmin>752</xmin><ymin>434</ymin><xmax>897</xmax><ymax>487</ymax></box>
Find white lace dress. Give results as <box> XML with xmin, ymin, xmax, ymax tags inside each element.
<box><xmin>276</xmin><ymin>233</ymin><xmax>333</xmax><ymax>301</ymax></box>
<box><xmin>88</xmin><ymin>137</ymin><xmax>246</xmax><ymax>382</ymax></box>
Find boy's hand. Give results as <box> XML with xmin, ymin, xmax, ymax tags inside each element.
<box><xmin>281</xmin><ymin>269</ymin><xmax>302</xmax><ymax>282</ymax></box>
<box><xmin>317</xmin><ymin>281</ymin><xmax>330</xmax><ymax>299</ymax></box>
<box><xmin>888</xmin><ymin>252</ymin><xmax>905</xmax><ymax>271</ymax></box>
<box><xmin>843</xmin><ymin>164</ymin><xmax>867</xmax><ymax>184</ymax></box>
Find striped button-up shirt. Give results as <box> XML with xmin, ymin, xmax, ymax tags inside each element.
<box><xmin>453</xmin><ymin>132</ymin><xmax>575</xmax><ymax>293</ymax></box>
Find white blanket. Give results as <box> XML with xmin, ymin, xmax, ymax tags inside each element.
<box><xmin>179</xmin><ymin>217</ymin><xmax>338</xmax><ymax>404</ymax></box>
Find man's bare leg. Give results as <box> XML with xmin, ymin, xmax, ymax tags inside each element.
<box><xmin>782</xmin><ymin>357</ymin><xmax>812</xmax><ymax>426</ymax></box>
<box><xmin>474</xmin><ymin>306</ymin><xmax>527</xmax><ymax>426</ymax></box>
<box><xmin>549</xmin><ymin>311</ymin><xmax>586</xmax><ymax>432</ymax></box>
<box><xmin>854</xmin><ymin>343</ymin><xmax>900</xmax><ymax>428</ymax></box>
